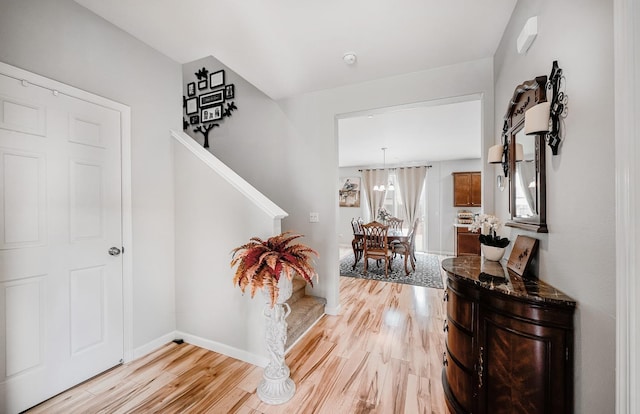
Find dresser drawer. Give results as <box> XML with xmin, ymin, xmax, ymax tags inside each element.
<box><xmin>446</xmin><ymin>319</ymin><xmax>473</xmax><ymax>368</ymax></box>
<box><xmin>447</xmin><ymin>288</ymin><xmax>474</xmax><ymax>331</ymax></box>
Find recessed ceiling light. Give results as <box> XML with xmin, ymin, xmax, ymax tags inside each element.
<box><xmin>343</xmin><ymin>53</ymin><xmax>357</xmax><ymax>65</ymax></box>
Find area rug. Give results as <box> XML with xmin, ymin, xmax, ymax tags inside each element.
<box><xmin>339</xmin><ymin>252</ymin><xmax>444</xmax><ymax>289</ymax></box>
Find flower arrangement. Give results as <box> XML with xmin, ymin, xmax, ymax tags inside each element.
<box><xmin>468</xmin><ymin>214</ymin><xmax>510</xmax><ymax>248</ymax></box>
<box><xmin>230</xmin><ymin>232</ymin><xmax>318</xmax><ymax>306</ymax></box>
<box><xmin>377</xmin><ymin>207</ymin><xmax>392</xmax><ymax>222</ymax></box>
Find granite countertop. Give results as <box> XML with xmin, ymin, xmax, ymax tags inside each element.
<box><xmin>453</xmin><ymin>223</ymin><xmax>472</xmax><ymax>228</ymax></box>
<box><xmin>441</xmin><ymin>256</ymin><xmax>576</xmax><ymax>307</ymax></box>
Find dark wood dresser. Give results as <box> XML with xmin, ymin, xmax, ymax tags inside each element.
<box><xmin>441</xmin><ymin>256</ymin><xmax>576</xmax><ymax>414</ymax></box>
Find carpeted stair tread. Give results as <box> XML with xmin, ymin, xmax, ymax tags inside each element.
<box><xmin>285</xmin><ymin>295</ymin><xmax>326</xmax><ymax>349</ymax></box>
<box><xmin>288</xmin><ymin>277</ymin><xmax>307</xmax><ymax>303</ymax></box>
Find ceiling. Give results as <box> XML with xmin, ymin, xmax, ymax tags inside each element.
<box><xmin>73</xmin><ymin>0</ymin><xmax>516</xmax><ymax>166</ymax></box>
<box><xmin>338</xmin><ymin>97</ymin><xmax>482</xmax><ymax>167</ymax></box>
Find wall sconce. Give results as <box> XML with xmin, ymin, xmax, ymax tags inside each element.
<box><xmin>524</xmin><ymin>60</ymin><xmax>568</xmax><ymax>155</ymax></box>
<box><xmin>488</xmin><ymin>120</ymin><xmax>523</xmax><ymax>178</ymax></box>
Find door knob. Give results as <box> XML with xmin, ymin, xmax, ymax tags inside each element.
<box><xmin>109</xmin><ymin>247</ymin><xmax>121</xmax><ymax>256</ymax></box>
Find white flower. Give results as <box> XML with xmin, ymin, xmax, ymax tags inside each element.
<box><xmin>468</xmin><ymin>214</ymin><xmax>503</xmax><ymax>237</ymax></box>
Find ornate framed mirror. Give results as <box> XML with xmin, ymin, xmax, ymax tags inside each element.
<box><xmin>505</xmin><ymin>76</ymin><xmax>548</xmax><ymax>233</ymax></box>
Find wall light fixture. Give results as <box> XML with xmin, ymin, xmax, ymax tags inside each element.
<box><xmin>524</xmin><ymin>61</ymin><xmax>568</xmax><ymax>155</ymax></box>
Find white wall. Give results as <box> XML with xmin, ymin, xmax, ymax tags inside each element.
<box><xmin>493</xmin><ymin>0</ymin><xmax>615</xmax><ymax>412</ymax></box>
<box><xmin>426</xmin><ymin>159</ymin><xmax>482</xmax><ymax>255</ymax></box>
<box><xmin>0</xmin><ymin>0</ymin><xmax>181</xmax><ymax>350</ymax></box>
<box><xmin>173</xmin><ymin>134</ymin><xmax>284</xmax><ymax>365</ymax></box>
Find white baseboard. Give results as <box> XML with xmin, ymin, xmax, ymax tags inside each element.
<box><xmin>324</xmin><ymin>304</ymin><xmax>341</xmax><ymax>315</ymax></box>
<box><xmin>176</xmin><ymin>331</ymin><xmax>269</xmax><ymax>368</ymax></box>
<box><xmin>132</xmin><ymin>331</ymin><xmax>178</xmax><ymax>361</ymax></box>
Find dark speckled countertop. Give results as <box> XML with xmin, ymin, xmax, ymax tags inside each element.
<box><xmin>442</xmin><ymin>256</ymin><xmax>576</xmax><ymax>307</ymax></box>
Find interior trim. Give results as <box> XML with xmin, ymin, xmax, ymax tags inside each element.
<box><xmin>614</xmin><ymin>0</ymin><xmax>639</xmax><ymax>412</ymax></box>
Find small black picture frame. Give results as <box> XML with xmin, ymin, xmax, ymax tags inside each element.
<box><xmin>185</xmin><ymin>97</ymin><xmax>198</xmax><ymax>115</ymax></box>
<box><xmin>189</xmin><ymin>115</ymin><xmax>199</xmax><ymax>125</ymax></box>
<box><xmin>201</xmin><ymin>105</ymin><xmax>222</xmax><ymax>122</ymax></box>
<box><xmin>187</xmin><ymin>82</ymin><xmax>196</xmax><ymax>97</ymax></box>
<box><xmin>198</xmin><ymin>79</ymin><xmax>208</xmax><ymax>90</ymax></box>
<box><xmin>210</xmin><ymin>70</ymin><xmax>225</xmax><ymax>89</ymax></box>
<box><xmin>225</xmin><ymin>84</ymin><xmax>235</xmax><ymax>99</ymax></box>
<box><xmin>199</xmin><ymin>90</ymin><xmax>224</xmax><ymax>108</ymax></box>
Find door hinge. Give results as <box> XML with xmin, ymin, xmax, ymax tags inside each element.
<box><xmin>121</xmin><ymin>246</ymin><xmax>125</xmax><ymax>254</ymax></box>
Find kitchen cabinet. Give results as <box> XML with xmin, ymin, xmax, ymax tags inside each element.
<box><xmin>454</xmin><ymin>225</ymin><xmax>480</xmax><ymax>256</ymax></box>
<box><xmin>453</xmin><ymin>172</ymin><xmax>481</xmax><ymax>207</ymax></box>
<box><xmin>441</xmin><ymin>256</ymin><xmax>575</xmax><ymax>414</ymax></box>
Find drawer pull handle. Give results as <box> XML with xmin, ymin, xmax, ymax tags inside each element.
<box><xmin>443</xmin><ymin>351</ymin><xmax>448</xmax><ymax>366</ymax></box>
<box><xmin>443</xmin><ymin>320</ymin><xmax>449</xmax><ymax>332</ymax></box>
<box><xmin>443</xmin><ymin>290</ymin><xmax>449</xmax><ymax>302</ymax></box>
<box><xmin>478</xmin><ymin>346</ymin><xmax>484</xmax><ymax>389</ymax></box>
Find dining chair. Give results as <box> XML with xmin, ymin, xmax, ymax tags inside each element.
<box><xmin>350</xmin><ymin>217</ymin><xmax>364</xmax><ymax>270</ymax></box>
<box><xmin>361</xmin><ymin>221</ymin><xmax>393</xmax><ymax>277</ymax></box>
<box><xmin>392</xmin><ymin>220</ymin><xmax>419</xmax><ymax>275</ymax></box>
<box><xmin>351</xmin><ymin>217</ymin><xmax>364</xmax><ymax>234</ymax></box>
<box><xmin>386</xmin><ymin>217</ymin><xmax>403</xmax><ymax>233</ymax></box>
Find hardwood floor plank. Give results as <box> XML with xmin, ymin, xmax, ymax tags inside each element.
<box><xmin>24</xmin><ymin>263</ymin><xmax>449</xmax><ymax>414</ymax></box>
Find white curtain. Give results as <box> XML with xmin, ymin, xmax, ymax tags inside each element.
<box><xmin>361</xmin><ymin>169</ymin><xmax>389</xmax><ymax>221</ymax></box>
<box><xmin>395</xmin><ymin>166</ymin><xmax>427</xmax><ymax>229</ymax></box>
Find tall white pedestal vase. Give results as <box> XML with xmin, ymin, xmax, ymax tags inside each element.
<box><xmin>229</xmin><ymin>232</ymin><xmax>318</xmax><ymax>406</ymax></box>
<box><xmin>257</xmin><ymin>275</ymin><xmax>295</xmax><ymax>404</ymax></box>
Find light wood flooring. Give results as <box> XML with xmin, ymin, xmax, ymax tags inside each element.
<box><xmin>26</xmin><ymin>269</ymin><xmax>449</xmax><ymax>413</ymax></box>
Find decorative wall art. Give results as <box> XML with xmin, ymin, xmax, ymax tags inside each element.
<box><xmin>209</xmin><ymin>70</ymin><xmax>225</xmax><ymax>89</ymax></box>
<box><xmin>200</xmin><ymin>90</ymin><xmax>224</xmax><ymax>107</ymax></box>
<box><xmin>339</xmin><ymin>177</ymin><xmax>361</xmax><ymax>207</ymax></box>
<box><xmin>186</xmin><ymin>97</ymin><xmax>198</xmax><ymax>115</ymax></box>
<box><xmin>195</xmin><ymin>67</ymin><xmax>208</xmax><ymax>80</ymax></box>
<box><xmin>507</xmin><ymin>235</ymin><xmax>539</xmax><ymax>276</ymax></box>
<box><xmin>202</xmin><ymin>106</ymin><xmax>222</xmax><ymax>122</ymax></box>
<box><xmin>183</xmin><ymin>66</ymin><xmax>238</xmax><ymax>148</ymax></box>
<box><xmin>225</xmin><ymin>84</ymin><xmax>235</xmax><ymax>99</ymax></box>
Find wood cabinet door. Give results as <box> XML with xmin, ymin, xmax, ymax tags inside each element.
<box><xmin>471</xmin><ymin>172</ymin><xmax>482</xmax><ymax>206</ymax></box>
<box><xmin>477</xmin><ymin>309</ymin><xmax>571</xmax><ymax>414</ymax></box>
<box><xmin>457</xmin><ymin>231</ymin><xmax>481</xmax><ymax>256</ymax></box>
<box><xmin>453</xmin><ymin>172</ymin><xmax>481</xmax><ymax>207</ymax></box>
<box><xmin>453</xmin><ymin>173</ymin><xmax>471</xmax><ymax>206</ymax></box>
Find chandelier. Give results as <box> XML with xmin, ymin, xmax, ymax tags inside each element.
<box><xmin>373</xmin><ymin>147</ymin><xmax>395</xmax><ymax>192</ymax></box>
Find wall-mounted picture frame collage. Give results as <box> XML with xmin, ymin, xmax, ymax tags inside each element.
<box><xmin>183</xmin><ymin>66</ymin><xmax>238</xmax><ymax>148</ymax></box>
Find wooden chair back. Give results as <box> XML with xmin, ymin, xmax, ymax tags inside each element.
<box><xmin>386</xmin><ymin>217</ymin><xmax>403</xmax><ymax>232</ymax></box>
<box><xmin>392</xmin><ymin>220</ymin><xmax>420</xmax><ymax>275</ymax></box>
<box><xmin>361</xmin><ymin>221</ymin><xmax>392</xmax><ymax>276</ymax></box>
<box><xmin>351</xmin><ymin>217</ymin><xmax>364</xmax><ymax>234</ymax></box>
<box><xmin>362</xmin><ymin>221</ymin><xmax>389</xmax><ymax>256</ymax></box>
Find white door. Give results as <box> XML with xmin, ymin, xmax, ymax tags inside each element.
<box><xmin>0</xmin><ymin>72</ymin><xmax>124</xmax><ymax>413</ymax></box>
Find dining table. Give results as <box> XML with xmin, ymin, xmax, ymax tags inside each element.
<box><xmin>351</xmin><ymin>228</ymin><xmax>412</xmax><ymax>275</ymax></box>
